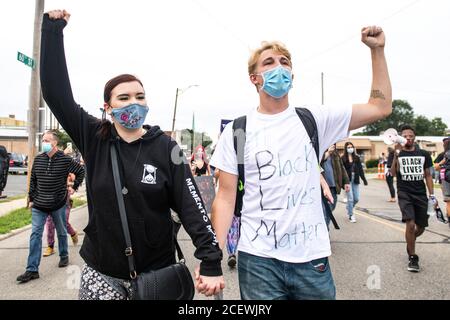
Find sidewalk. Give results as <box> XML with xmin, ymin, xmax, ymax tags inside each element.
<box><xmin>0</xmin><ymin>198</ymin><xmax>27</xmax><ymax>218</ymax></box>
<box><xmin>0</xmin><ymin>186</ymin><xmax>87</xmax><ymax>241</ymax></box>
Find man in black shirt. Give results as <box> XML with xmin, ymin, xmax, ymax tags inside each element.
<box><xmin>391</xmin><ymin>125</ymin><xmax>435</xmax><ymax>273</ymax></box>
<box><xmin>17</xmin><ymin>131</ymin><xmax>85</xmax><ymax>283</ymax></box>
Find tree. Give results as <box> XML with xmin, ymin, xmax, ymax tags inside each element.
<box><xmin>414</xmin><ymin>115</ymin><xmax>431</xmax><ymax>136</ymax></box>
<box><xmin>361</xmin><ymin>99</ymin><xmax>415</xmax><ymax>135</ymax></box>
<box><xmin>54</xmin><ymin>130</ymin><xmax>75</xmax><ymax>150</ymax></box>
<box><xmin>179</xmin><ymin>129</ymin><xmax>213</xmax><ymax>156</ymax></box>
<box><xmin>429</xmin><ymin>117</ymin><xmax>448</xmax><ymax>136</ymax></box>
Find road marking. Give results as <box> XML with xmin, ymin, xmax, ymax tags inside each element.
<box><xmin>355</xmin><ymin>209</ymin><xmax>405</xmax><ymax>233</ymax></box>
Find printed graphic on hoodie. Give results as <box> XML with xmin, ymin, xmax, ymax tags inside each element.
<box><xmin>142</xmin><ymin>164</ymin><xmax>157</xmax><ymax>184</ymax></box>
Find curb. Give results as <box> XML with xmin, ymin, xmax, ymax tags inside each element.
<box><xmin>0</xmin><ymin>204</ymin><xmax>88</xmax><ymax>242</ymax></box>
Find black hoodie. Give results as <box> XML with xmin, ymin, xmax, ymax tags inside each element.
<box><xmin>40</xmin><ymin>14</ymin><xmax>222</xmax><ymax>279</ymax></box>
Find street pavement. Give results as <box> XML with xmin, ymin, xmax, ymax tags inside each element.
<box><xmin>3</xmin><ymin>174</ymin><xmax>28</xmax><ymax>198</ymax></box>
<box><xmin>0</xmin><ymin>178</ymin><xmax>449</xmax><ymax>300</ymax></box>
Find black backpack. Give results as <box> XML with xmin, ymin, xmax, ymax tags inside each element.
<box><xmin>232</xmin><ymin>107</ymin><xmax>340</xmax><ymax>230</ymax></box>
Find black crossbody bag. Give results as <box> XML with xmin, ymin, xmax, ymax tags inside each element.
<box><xmin>110</xmin><ymin>144</ymin><xmax>194</xmax><ymax>300</ymax></box>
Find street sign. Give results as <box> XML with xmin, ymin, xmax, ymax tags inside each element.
<box><xmin>17</xmin><ymin>52</ymin><xmax>35</xmax><ymax>69</ymax></box>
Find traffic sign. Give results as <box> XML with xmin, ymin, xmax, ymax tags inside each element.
<box><xmin>17</xmin><ymin>52</ymin><xmax>35</xmax><ymax>69</ymax></box>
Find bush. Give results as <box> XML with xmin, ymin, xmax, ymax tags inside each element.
<box><xmin>366</xmin><ymin>159</ymin><xmax>379</xmax><ymax>169</ymax></box>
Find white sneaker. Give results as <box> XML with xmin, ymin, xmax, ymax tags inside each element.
<box><xmin>350</xmin><ymin>215</ymin><xmax>356</xmax><ymax>223</ymax></box>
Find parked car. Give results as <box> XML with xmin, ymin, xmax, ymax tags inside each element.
<box><xmin>8</xmin><ymin>153</ymin><xmax>27</xmax><ymax>174</ymax></box>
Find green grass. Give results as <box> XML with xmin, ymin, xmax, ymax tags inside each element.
<box><xmin>0</xmin><ymin>207</ymin><xmax>31</xmax><ymax>235</ymax></box>
<box><xmin>365</xmin><ymin>168</ymin><xmax>379</xmax><ymax>174</ymax></box>
<box><xmin>0</xmin><ymin>198</ymin><xmax>87</xmax><ymax>235</ymax></box>
<box><xmin>72</xmin><ymin>198</ymin><xmax>87</xmax><ymax>208</ymax></box>
<box><xmin>0</xmin><ymin>195</ymin><xmax>27</xmax><ymax>204</ymax></box>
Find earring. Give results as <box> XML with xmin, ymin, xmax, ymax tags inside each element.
<box><xmin>101</xmin><ymin>108</ymin><xmax>106</xmax><ymax>121</ymax></box>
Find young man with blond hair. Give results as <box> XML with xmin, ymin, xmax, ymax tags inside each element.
<box><xmin>210</xmin><ymin>26</ymin><xmax>392</xmax><ymax>300</ymax></box>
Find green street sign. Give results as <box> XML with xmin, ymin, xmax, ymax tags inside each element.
<box><xmin>17</xmin><ymin>52</ymin><xmax>35</xmax><ymax>69</ymax></box>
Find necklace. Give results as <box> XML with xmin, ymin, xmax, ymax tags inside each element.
<box><xmin>116</xmin><ymin>138</ymin><xmax>144</xmax><ymax>195</ymax></box>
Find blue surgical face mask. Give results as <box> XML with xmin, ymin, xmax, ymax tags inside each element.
<box><xmin>42</xmin><ymin>142</ymin><xmax>53</xmax><ymax>153</ymax></box>
<box><xmin>110</xmin><ymin>103</ymin><xmax>149</xmax><ymax>130</ymax></box>
<box><xmin>258</xmin><ymin>65</ymin><xmax>293</xmax><ymax>99</ymax></box>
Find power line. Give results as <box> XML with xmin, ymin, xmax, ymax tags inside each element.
<box><xmin>299</xmin><ymin>0</ymin><xmax>423</xmax><ymax>64</ymax></box>
<box><xmin>190</xmin><ymin>0</ymin><xmax>251</xmax><ymax>50</ymax></box>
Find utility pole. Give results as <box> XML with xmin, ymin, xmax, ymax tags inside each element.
<box><xmin>171</xmin><ymin>88</ymin><xmax>179</xmax><ymax>138</ymax></box>
<box><xmin>321</xmin><ymin>72</ymin><xmax>324</xmax><ymax>105</ymax></box>
<box><xmin>26</xmin><ymin>0</ymin><xmax>45</xmax><ymax>203</ymax></box>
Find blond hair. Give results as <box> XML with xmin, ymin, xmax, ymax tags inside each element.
<box><xmin>248</xmin><ymin>41</ymin><xmax>292</xmax><ymax>75</ymax></box>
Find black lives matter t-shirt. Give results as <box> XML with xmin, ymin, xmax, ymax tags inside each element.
<box><xmin>396</xmin><ymin>149</ymin><xmax>432</xmax><ymax>195</ymax></box>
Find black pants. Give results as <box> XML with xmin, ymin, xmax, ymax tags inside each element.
<box><xmin>386</xmin><ymin>175</ymin><xmax>395</xmax><ymax>198</ymax></box>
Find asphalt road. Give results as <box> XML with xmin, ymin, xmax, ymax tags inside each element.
<box><xmin>0</xmin><ymin>179</ymin><xmax>449</xmax><ymax>300</ymax></box>
<box><xmin>3</xmin><ymin>174</ymin><xmax>28</xmax><ymax>197</ymax></box>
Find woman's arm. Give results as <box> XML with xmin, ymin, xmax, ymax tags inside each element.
<box><xmin>359</xmin><ymin>159</ymin><xmax>368</xmax><ymax>185</ymax></box>
<box><xmin>40</xmin><ymin>10</ymin><xmax>100</xmax><ymax>155</ymax></box>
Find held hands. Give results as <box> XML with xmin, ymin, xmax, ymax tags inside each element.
<box><xmin>46</xmin><ymin>9</ymin><xmax>71</xmax><ymax>23</ymax></box>
<box><xmin>429</xmin><ymin>195</ymin><xmax>438</xmax><ymax>209</ymax></box>
<box><xmin>344</xmin><ymin>184</ymin><xmax>351</xmax><ymax>193</ymax></box>
<box><xmin>361</xmin><ymin>26</ymin><xmax>385</xmax><ymax>49</ymax></box>
<box><xmin>68</xmin><ymin>186</ymin><xmax>75</xmax><ymax>196</ymax></box>
<box><xmin>194</xmin><ymin>266</ymin><xmax>225</xmax><ymax>297</ymax></box>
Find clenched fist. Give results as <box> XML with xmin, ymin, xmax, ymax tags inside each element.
<box><xmin>361</xmin><ymin>26</ymin><xmax>385</xmax><ymax>49</ymax></box>
<box><xmin>46</xmin><ymin>9</ymin><xmax>71</xmax><ymax>23</ymax></box>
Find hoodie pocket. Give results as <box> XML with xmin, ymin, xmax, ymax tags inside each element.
<box><xmin>128</xmin><ymin>218</ymin><xmax>161</xmax><ymax>249</ymax></box>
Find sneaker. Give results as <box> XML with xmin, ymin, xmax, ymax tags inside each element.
<box><xmin>43</xmin><ymin>246</ymin><xmax>55</xmax><ymax>257</ymax></box>
<box><xmin>16</xmin><ymin>271</ymin><xmax>39</xmax><ymax>283</ymax></box>
<box><xmin>71</xmin><ymin>232</ymin><xmax>79</xmax><ymax>246</ymax></box>
<box><xmin>58</xmin><ymin>256</ymin><xmax>69</xmax><ymax>268</ymax></box>
<box><xmin>407</xmin><ymin>255</ymin><xmax>420</xmax><ymax>272</ymax></box>
<box><xmin>350</xmin><ymin>215</ymin><xmax>357</xmax><ymax>223</ymax></box>
<box><xmin>227</xmin><ymin>255</ymin><xmax>237</xmax><ymax>268</ymax></box>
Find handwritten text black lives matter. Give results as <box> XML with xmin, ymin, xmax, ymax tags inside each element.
<box><xmin>250</xmin><ymin>143</ymin><xmax>325</xmax><ymax>250</ymax></box>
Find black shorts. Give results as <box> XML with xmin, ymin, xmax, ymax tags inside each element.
<box><xmin>398</xmin><ymin>191</ymin><xmax>429</xmax><ymax>228</ymax></box>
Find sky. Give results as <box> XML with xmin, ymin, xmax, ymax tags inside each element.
<box><xmin>1</xmin><ymin>0</ymin><xmax>449</xmax><ymax>143</ymax></box>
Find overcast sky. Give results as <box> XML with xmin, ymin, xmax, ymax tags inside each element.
<box><xmin>1</xmin><ymin>0</ymin><xmax>449</xmax><ymax>142</ymax></box>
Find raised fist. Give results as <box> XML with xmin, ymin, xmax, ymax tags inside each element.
<box><xmin>361</xmin><ymin>26</ymin><xmax>385</xmax><ymax>49</ymax></box>
<box><xmin>46</xmin><ymin>9</ymin><xmax>71</xmax><ymax>23</ymax></box>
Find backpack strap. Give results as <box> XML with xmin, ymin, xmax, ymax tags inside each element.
<box><xmin>295</xmin><ymin>108</ymin><xmax>319</xmax><ymax>162</ymax></box>
<box><xmin>232</xmin><ymin>116</ymin><xmax>247</xmax><ymax>217</ymax></box>
<box><xmin>295</xmin><ymin>107</ymin><xmax>340</xmax><ymax>230</ymax></box>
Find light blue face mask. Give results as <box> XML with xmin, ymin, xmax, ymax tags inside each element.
<box><xmin>259</xmin><ymin>65</ymin><xmax>293</xmax><ymax>99</ymax></box>
<box><xmin>111</xmin><ymin>104</ymin><xmax>149</xmax><ymax>130</ymax></box>
<box><xmin>42</xmin><ymin>142</ymin><xmax>52</xmax><ymax>153</ymax></box>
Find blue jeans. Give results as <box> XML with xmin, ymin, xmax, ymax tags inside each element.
<box><xmin>27</xmin><ymin>205</ymin><xmax>68</xmax><ymax>272</ymax></box>
<box><xmin>238</xmin><ymin>251</ymin><xmax>336</xmax><ymax>300</ymax></box>
<box><xmin>346</xmin><ymin>180</ymin><xmax>360</xmax><ymax>217</ymax></box>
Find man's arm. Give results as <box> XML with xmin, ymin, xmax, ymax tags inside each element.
<box><xmin>210</xmin><ymin>171</ymin><xmax>237</xmax><ymax>250</ymax></box>
<box><xmin>425</xmin><ymin>168</ymin><xmax>434</xmax><ymax>197</ymax></box>
<box><xmin>28</xmin><ymin>161</ymin><xmax>37</xmax><ymax>208</ymax></box>
<box><xmin>350</xmin><ymin>26</ymin><xmax>392</xmax><ymax>131</ymax></box>
<box><xmin>390</xmin><ymin>153</ymin><xmax>399</xmax><ymax>177</ymax></box>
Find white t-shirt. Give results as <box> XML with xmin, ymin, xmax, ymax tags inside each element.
<box><xmin>210</xmin><ymin>104</ymin><xmax>352</xmax><ymax>263</ymax></box>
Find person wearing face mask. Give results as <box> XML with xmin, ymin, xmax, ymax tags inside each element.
<box><xmin>321</xmin><ymin>144</ymin><xmax>351</xmax><ymax>213</ymax></box>
<box><xmin>341</xmin><ymin>142</ymin><xmax>368</xmax><ymax>223</ymax></box>
<box><xmin>191</xmin><ymin>146</ymin><xmax>211</xmax><ymax>177</ymax></box>
<box><xmin>391</xmin><ymin>125</ymin><xmax>436</xmax><ymax>272</ymax></box>
<box><xmin>39</xmin><ymin>10</ymin><xmax>223</xmax><ymax>299</ymax></box>
<box><xmin>211</xmin><ymin>24</ymin><xmax>391</xmax><ymax>300</ymax></box>
<box><xmin>16</xmin><ymin>131</ymin><xmax>85</xmax><ymax>284</ymax></box>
